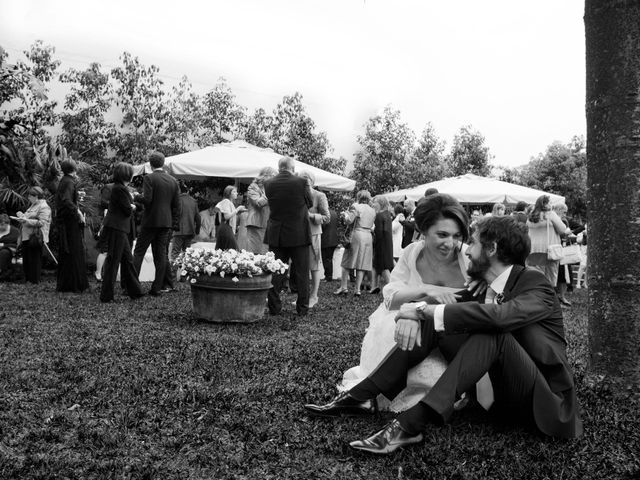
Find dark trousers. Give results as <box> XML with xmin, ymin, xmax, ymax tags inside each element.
<box><xmin>356</xmin><ymin>327</ymin><xmax>537</xmax><ymax>433</ymax></box>
<box><xmin>268</xmin><ymin>245</ymin><xmax>310</xmax><ymax>315</ymax></box>
<box><xmin>321</xmin><ymin>246</ymin><xmax>336</xmax><ymax>280</ymax></box>
<box><xmin>22</xmin><ymin>243</ymin><xmax>42</xmax><ymax>284</ymax></box>
<box><xmin>0</xmin><ymin>248</ymin><xmax>13</xmax><ymax>276</ymax></box>
<box><xmin>133</xmin><ymin>227</ymin><xmax>172</xmax><ymax>294</ymax></box>
<box><xmin>100</xmin><ymin>228</ymin><xmax>143</xmax><ymax>302</ymax></box>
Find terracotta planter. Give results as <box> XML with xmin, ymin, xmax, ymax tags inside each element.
<box><xmin>189</xmin><ymin>274</ymin><xmax>272</xmax><ymax>323</ymax></box>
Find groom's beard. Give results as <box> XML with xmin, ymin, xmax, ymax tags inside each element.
<box><xmin>467</xmin><ymin>249</ymin><xmax>491</xmax><ymax>282</ymax></box>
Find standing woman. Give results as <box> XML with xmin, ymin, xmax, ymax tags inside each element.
<box><xmin>246</xmin><ymin>167</ymin><xmax>277</xmax><ymax>254</ymax></box>
<box><xmin>215</xmin><ymin>185</ymin><xmax>246</xmax><ymax>250</ymax></box>
<box><xmin>391</xmin><ymin>204</ymin><xmax>405</xmax><ymax>262</ymax></box>
<box><xmin>334</xmin><ymin>190</ymin><xmax>376</xmax><ymax>296</ymax></box>
<box><xmin>100</xmin><ymin>162</ymin><xmax>144</xmax><ymax>303</ymax></box>
<box><xmin>526</xmin><ymin>194</ymin><xmax>571</xmax><ymax>287</ymax></box>
<box><xmin>370</xmin><ymin>195</ymin><xmax>394</xmax><ymax>294</ymax></box>
<box><xmin>16</xmin><ymin>187</ymin><xmax>51</xmax><ymax>284</ymax></box>
<box><xmin>55</xmin><ymin>159</ymin><xmax>89</xmax><ymax>292</ymax></box>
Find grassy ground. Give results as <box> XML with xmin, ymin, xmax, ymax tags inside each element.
<box><xmin>0</xmin><ymin>276</ymin><xmax>638</xmax><ymax>479</ymax></box>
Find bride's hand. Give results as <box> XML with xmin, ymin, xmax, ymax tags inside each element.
<box><xmin>466</xmin><ymin>279</ymin><xmax>487</xmax><ymax>297</ymax></box>
<box><xmin>423</xmin><ymin>289</ymin><xmax>460</xmax><ymax>305</ymax></box>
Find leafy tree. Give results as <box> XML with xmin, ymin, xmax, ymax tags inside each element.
<box><xmin>514</xmin><ymin>139</ymin><xmax>587</xmax><ymax>219</ymax></box>
<box><xmin>402</xmin><ymin>122</ymin><xmax>446</xmax><ymax>186</ymax></box>
<box><xmin>269</xmin><ymin>92</ymin><xmax>332</xmax><ymax>167</ymax></box>
<box><xmin>0</xmin><ymin>40</ymin><xmax>60</xmax><ymax>148</ymax></box>
<box><xmin>110</xmin><ymin>52</ymin><xmax>168</xmax><ymax>164</ymax></box>
<box><xmin>585</xmin><ymin>0</ymin><xmax>640</xmax><ymax>382</ymax></box>
<box><xmin>1</xmin><ymin>42</ymin><xmax>62</xmax><ymax>211</ymax></box>
<box><xmin>352</xmin><ymin>105</ymin><xmax>415</xmax><ymax>194</ymax></box>
<box><xmin>199</xmin><ymin>78</ymin><xmax>246</xmax><ymax>146</ymax></box>
<box><xmin>446</xmin><ymin>124</ymin><xmax>492</xmax><ymax>177</ymax></box>
<box><xmin>58</xmin><ymin>62</ymin><xmax>115</xmax><ymax>184</ymax></box>
<box><xmin>165</xmin><ymin>75</ymin><xmax>203</xmax><ymax>154</ymax></box>
<box><xmin>238</xmin><ymin>107</ymin><xmax>273</xmax><ymax>148</ymax></box>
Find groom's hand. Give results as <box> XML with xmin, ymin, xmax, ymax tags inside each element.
<box><xmin>394</xmin><ymin>318</ymin><xmax>422</xmax><ymax>351</ymax></box>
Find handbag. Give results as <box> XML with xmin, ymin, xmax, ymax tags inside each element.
<box><xmin>560</xmin><ymin>243</ymin><xmax>581</xmax><ymax>265</ymax></box>
<box><xmin>546</xmin><ymin>216</ymin><xmax>563</xmax><ymax>261</ymax></box>
<box><xmin>28</xmin><ymin>226</ymin><xmax>43</xmax><ymax>248</ymax></box>
<box><xmin>339</xmin><ymin>222</ymin><xmax>354</xmax><ymax>249</ymax></box>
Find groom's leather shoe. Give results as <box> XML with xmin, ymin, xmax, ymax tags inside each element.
<box><xmin>304</xmin><ymin>391</ymin><xmax>377</xmax><ymax>417</ymax></box>
<box><xmin>349</xmin><ymin>419</ymin><xmax>424</xmax><ymax>455</ymax></box>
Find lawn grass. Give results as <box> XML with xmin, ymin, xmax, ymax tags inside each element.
<box><xmin>1</xmin><ymin>277</ymin><xmax>638</xmax><ymax>479</ymax></box>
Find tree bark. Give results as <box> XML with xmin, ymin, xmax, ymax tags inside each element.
<box><xmin>585</xmin><ymin>0</ymin><xmax>640</xmax><ymax>382</ymax></box>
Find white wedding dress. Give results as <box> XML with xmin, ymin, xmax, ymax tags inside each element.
<box><xmin>338</xmin><ymin>241</ymin><xmax>469</xmax><ymax>412</ymax></box>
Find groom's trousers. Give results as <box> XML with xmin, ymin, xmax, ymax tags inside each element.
<box><xmin>352</xmin><ymin>323</ymin><xmax>538</xmax><ymax>434</ymax></box>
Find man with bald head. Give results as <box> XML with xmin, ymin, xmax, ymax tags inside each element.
<box><xmin>264</xmin><ymin>157</ymin><xmax>313</xmax><ymax>316</ymax></box>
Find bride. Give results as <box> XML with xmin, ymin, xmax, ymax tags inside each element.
<box><xmin>338</xmin><ymin>193</ymin><xmax>472</xmax><ymax>412</ymax></box>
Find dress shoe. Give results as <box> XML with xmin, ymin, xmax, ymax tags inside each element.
<box><xmin>304</xmin><ymin>391</ymin><xmax>377</xmax><ymax>417</ymax></box>
<box><xmin>349</xmin><ymin>419</ymin><xmax>424</xmax><ymax>455</ymax></box>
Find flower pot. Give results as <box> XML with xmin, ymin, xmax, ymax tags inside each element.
<box><xmin>189</xmin><ymin>274</ymin><xmax>272</xmax><ymax>323</ymax></box>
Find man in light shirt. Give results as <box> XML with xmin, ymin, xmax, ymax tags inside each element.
<box><xmin>305</xmin><ymin>216</ymin><xmax>582</xmax><ymax>454</ymax></box>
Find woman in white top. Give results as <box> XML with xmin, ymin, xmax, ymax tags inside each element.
<box><xmin>391</xmin><ymin>203</ymin><xmax>405</xmax><ymax>261</ymax></box>
<box><xmin>526</xmin><ymin>195</ymin><xmax>571</xmax><ymax>286</ymax></box>
<box><xmin>215</xmin><ymin>185</ymin><xmax>246</xmax><ymax>250</ymax></box>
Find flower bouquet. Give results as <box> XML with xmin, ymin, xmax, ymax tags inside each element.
<box><xmin>173</xmin><ymin>248</ymin><xmax>288</xmax><ymax>283</ymax></box>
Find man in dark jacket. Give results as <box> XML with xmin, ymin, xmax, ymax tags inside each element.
<box><xmin>133</xmin><ymin>151</ymin><xmax>181</xmax><ymax>296</ymax></box>
<box><xmin>264</xmin><ymin>156</ymin><xmax>312</xmax><ymax>316</ymax></box>
<box><xmin>306</xmin><ymin>216</ymin><xmax>583</xmax><ymax>453</ymax></box>
<box><xmin>321</xmin><ymin>208</ymin><xmax>339</xmax><ymax>282</ymax></box>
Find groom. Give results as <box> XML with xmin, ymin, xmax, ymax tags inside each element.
<box><xmin>305</xmin><ymin>216</ymin><xmax>583</xmax><ymax>454</ymax></box>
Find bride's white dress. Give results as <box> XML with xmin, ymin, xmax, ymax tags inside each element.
<box><xmin>338</xmin><ymin>241</ymin><xmax>469</xmax><ymax>412</ymax></box>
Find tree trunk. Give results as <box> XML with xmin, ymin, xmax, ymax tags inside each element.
<box><xmin>585</xmin><ymin>0</ymin><xmax>640</xmax><ymax>382</ymax></box>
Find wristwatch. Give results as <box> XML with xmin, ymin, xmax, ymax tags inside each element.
<box><xmin>414</xmin><ymin>301</ymin><xmax>428</xmax><ymax>319</ymax></box>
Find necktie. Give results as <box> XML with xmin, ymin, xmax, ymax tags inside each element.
<box><xmin>476</xmin><ymin>287</ymin><xmax>497</xmax><ymax>410</ymax></box>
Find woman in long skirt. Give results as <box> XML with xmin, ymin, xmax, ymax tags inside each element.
<box><xmin>55</xmin><ymin>159</ymin><xmax>89</xmax><ymax>292</ymax></box>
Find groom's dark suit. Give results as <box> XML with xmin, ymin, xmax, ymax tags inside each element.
<box><xmin>366</xmin><ymin>265</ymin><xmax>583</xmax><ymax>439</ymax></box>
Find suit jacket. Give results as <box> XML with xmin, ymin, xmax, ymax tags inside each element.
<box><xmin>176</xmin><ymin>193</ymin><xmax>201</xmax><ymax>236</ymax></box>
<box><xmin>136</xmin><ymin>170</ymin><xmax>181</xmax><ymax>229</ymax></box>
<box><xmin>308</xmin><ymin>189</ymin><xmax>330</xmax><ymax>236</ymax></box>
<box><xmin>264</xmin><ymin>171</ymin><xmax>312</xmax><ymax>247</ymax></box>
<box><xmin>104</xmin><ymin>182</ymin><xmax>134</xmax><ymax>233</ymax></box>
<box><xmin>321</xmin><ymin>209</ymin><xmax>339</xmax><ymax>248</ymax></box>
<box><xmin>442</xmin><ymin>265</ymin><xmax>583</xmax><ymax>439</ymax></box>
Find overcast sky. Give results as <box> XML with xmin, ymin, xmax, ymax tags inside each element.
<box><xmin>1</xmin><ymin>0</ymin><xmax>586</xmax><ymax>169</ymax></box>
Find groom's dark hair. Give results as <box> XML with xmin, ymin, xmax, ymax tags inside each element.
<box><xmin>475</xmin><ymin>216</ymin><xmax>530</xmax><ymax>266</ymax></box>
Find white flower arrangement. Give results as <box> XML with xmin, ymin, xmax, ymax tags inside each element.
<box><xmin>172</xmin><ymin>248</ymin><xmax>288</xmax><ymax>282</ymax></box>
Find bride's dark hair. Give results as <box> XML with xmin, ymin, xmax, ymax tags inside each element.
<box><xmin>413</xmin><ymin>193</ymin><xmax>469</xmax><ymax>243</ymax></box>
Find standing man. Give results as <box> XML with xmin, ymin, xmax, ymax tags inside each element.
<box><xmin>169</xmin><ymin>184</ymin><xmax>201</xmax><ymax>281</ymax></box>
<box><xmin>133</xmin><ymin>151</ymin><xmax>181</xmax><ymax>296</ymax></box>
<box><xmin>321</xmin><ymin>207</ymin><xmax>339</xmax><ymax>282</ymax></box>
<box><xmin>299</xmin><ymin>170</ymin><xmax>330</xmax><ymax>309</ymax></box>
<box><xmin>306</xmin><ymin>216</ymin><xmax>583</xmax><ymax>453</ymax></box>
<box><xmin>264</xmin><ymin>156</ymin><xmax>312</xmax><ymax>316</ymax></box>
